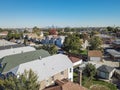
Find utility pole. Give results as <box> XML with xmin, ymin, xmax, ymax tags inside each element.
<box><xmin>78</xmin><ymin>69</ymin><xmax>82</xmax><ymax>86</ymax></box>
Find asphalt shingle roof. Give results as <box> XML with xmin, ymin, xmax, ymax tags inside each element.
<box><xmin>0</xmin><ymin>44</ymin><xmax>25</xmax><ymax>50</ymax></box>
<box><xmin>8</xmin><ymin>54</ymin><xmax>73</xmax><ymax>81</ymax></box>
<box><xmin>97</xmin><ymin>65</ymin><xmax>115</xmax><ymax>73</ymax></box>
<box><xmin>107</xmin><ymin>49</ymin><xmax>120</xmax><ymax>57</ymax></box>
<box><xmin>88</xmin><ymin>50</ymin><xmax>102</xmax><ymax>57</ymax></box>
<box><xmin>0</xmin><ymin>49</ymin><xmax>50</xmax><ymax>73</ymax></box>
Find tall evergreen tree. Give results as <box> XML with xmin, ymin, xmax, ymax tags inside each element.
<box><xmin>0</xmin><ymin>69</ymin><xmax>40</xmax><ymax>90</ymax></box>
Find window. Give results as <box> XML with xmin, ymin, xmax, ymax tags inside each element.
<box><xmin>61</xmin><ymin>71</ymin><xmax>64</xmax><ymax>75</ymax></box>
<box><xmin>70</xmin><ymin>68</ymin><xmax>72</xmax><ymax>73</ymax></box>
<box><xmin>51</xmin><ymin>76</ymin><xmax>54</xmax><ymax>81</ymax></box>
<box><xmin>69</xmin><ymin>78</ymin><xmax>71</xmax><ymax>81</ymax></box>
<box><xmin>46</xmin><ymin>80</ymin><xmax>49</xmax><ymax>86</ymax></box>
<box><xmin>0</xmin><ymin>64</ymin><xmax>2</xmax><ymax>68</ymax></box>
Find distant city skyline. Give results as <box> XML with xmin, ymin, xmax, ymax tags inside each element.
<box><xmin>0</xmin><ymin>0</ymin><xmax>120</xmax><ymax>28</ymax></box>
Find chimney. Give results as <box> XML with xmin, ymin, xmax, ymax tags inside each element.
<box><xmin>78</xmin><ymin>69</ymin><xmax>82</xmax><ymax>86</ymax></box>
<box><xmin>39</xmin><ymin>56</ymin><xmax>42</xmax><ymax>60</ymax></box>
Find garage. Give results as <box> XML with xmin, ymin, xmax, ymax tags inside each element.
<box><xmin>88</xmin><ymin>50</ymin><xmax>102</xmax><ymax>61</ymax></box>
<box><xmin>90</xmin><ymin>57</ymin><xmax>101</xmax><ymax>61</ymax></box>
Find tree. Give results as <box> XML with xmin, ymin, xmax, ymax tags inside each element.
<box><xmin>42</xmin><ymin>44</ymin><xmax>57</xmax><ymax>55</ymax></box>
<box><xmin>64</xmin><ymin>27</ymin><xmax>71</xmax><ymax>32</ymax></box>
<box><xmin>0</xmin><ymin>69</ymin><xmax>40</xmax><ymax>90</ymax></box>
<box><xmin>7</xmin><ymin>31</ymin><xmax>23</xmax><ymax>40</ymax></box>
<box><xmin>89</xmin><ymin>36</ymin><xmax>103</xmax><ymax>50</ymax></box>
<box><xmin>81</xmin><ymin>33</ymin><xmax>89</xmax><ymax>41</ymax></box>
<box><xmin>32</xmin><ymin>26</ymin><xmax>40</xmax><ymax>34</ymax></box>
<box><xmin>83</xmin><ymin>63</ymin><xmax>97</xmax><ymax>80</ymax></box>
<box><xmin>6</xmin><ymin>31</ymin><xmax>13</xmax><ymax>40</ymax></box>
<box><xmin>0</xmin><ymin>28</ymin><xmax>3</xmax><ymax>32</ymax></box>
<box><xmin>90</xmin><ymin>30</ymin><xmax>99</xmax><ymax>37</ymax></box>
<box><xmin>24</xmin><ymin>29</ymin><xmax>29</xmax><ymax>33</ymax></box>
<box><xmin>49</xmin><ymin>29</ymin><xmax>57</xmax><ymax>35</ymax></box>
<box><xmin>107</xmin><ymin>26</ymin><xmax>114</xmax><ymax>32</ymax></box>
<box><xmin>63</xmin><ymin>34</ymin><xmax>82</xmax><ymax>54</ymax></box>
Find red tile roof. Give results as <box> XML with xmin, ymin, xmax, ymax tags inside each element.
<box><xmin>0</xmin><ymin>31</ymin><xmax>8</xmax><ymax>35</ymax></box>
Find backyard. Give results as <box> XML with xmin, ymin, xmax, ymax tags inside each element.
<box><xmin>82</xmin><ymin>76</ymin><xmax>117</xmax><ymax>90</ymax></box>
<box><xmin>73</xmin><ymin>72</ymin><xmax>117</xmax><ymax>90</ymax></box>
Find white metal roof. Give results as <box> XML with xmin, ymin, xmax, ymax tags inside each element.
<box><xmin>107</xmin><ymin>49</ymin><xmax>120</xmax><ymax>57</ymax></box>
<box><xmin>0</xmin><ymin>46</ymin><xmax>36</xmax><ymax>59</ymax></box>
<box><xmin>10</xmin><ymin>54</ymin><xmax>73</xmax><ymax>81</ymax></box>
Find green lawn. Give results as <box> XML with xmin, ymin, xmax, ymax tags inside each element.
<box><xmin>73</xmin><ymin>72</ymin><xmax>117</xmax><ymax>90</ymax></box>
<box><xmin>82</xmin><ymin>76</ymin><xmax>117</xmax><ymax>90</ymax></box>
<box><xmin>80</xmin><ymin>50</ymin><xmax>87</xmax><ymax>55</ymax></box>
<box><xmin>90</xmin><ymin>84</ymin><xmax>109</xmax><ymax>90</ymax></box>
<box><xmin>92</xmin><ymin>79</ymin><xmax>117</xmax><ymax>90</ymax></box>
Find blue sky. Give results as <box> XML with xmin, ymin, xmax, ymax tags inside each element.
<box><xmin>0</xmin><ymin>0</ymin><xmax>120</xmax><ymax>28</ymax></box>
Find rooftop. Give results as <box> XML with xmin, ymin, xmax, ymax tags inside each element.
<box><xmin>0</xmin><ymin>49</ymin><xmax>50</xmax><ymax>73</ymax></box>
<box><xmin>68</xmin><ymin>56</ymin><xmax>81</xmax><ymax>63</ymax></box>
<box><xmin>95</xmin><ymin>34</ymin><xmax>112</xmax><ymax>38</ymax></box>
<box><xmin>106</xmin><ymin>49</ymin><xmax>120</xmax><ymax>57</ymax></box>
<box><xmin>97</xmin><ymin>65</ymin><xmax>115</xmax><ymax>73</ymax></box>
<box><xmin>44</xmin><ymin>79</ymin><xmax>86</xmax><ymax>90</ymax></box>
<box><xmin>112</xmin><ymin>39</ymin><xmax>120</xmax><ymax>45</ymax></box>
<box><xmin>10</xmin><ymin>54</ymin><xmax>73</xmax><ymax>81</ymax></box>
<box><xmin>0</xmin><ymin>39</ymin><xmax>16</xmax><ymax>47</ymax></box>
<box><xmin>0</xmin><ymin>31</ymin><xmax>8</xmax><ymax>36</ymax></box>
<box><xmin>88</xmin><ymin>50</ymin><xmax>102</xmax><ymax>57</ymax></box>
<box><xmin>0</xmin><ymin>43</ymin><xmax>25</xmax><ymax>50</ymax></box>
<box><xmin>0</xmin><ymin>46</ymin><xmax>36</xmax><ymax>59</ymax></box>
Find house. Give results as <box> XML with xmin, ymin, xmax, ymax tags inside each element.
<box><xmin>55</xmin><ymin>37</ymin><xmax>62</xmax><ymax>47</ymax></box>
<box><xmin>95</xmin><ymin>34</ymin><xmax>113</xmax><ymax>44</ymax></box>
<box><xmin>41</xmin><ymin>35</ymin><xmax>65</xmax><ymax>48</ymax></box>
<box><xmin>0</xmin><ymin>44</ymin><xmax>36</xmax><ymax>59</ymax></box>
<box><xmin>44</xmin><ymin>79</ymin><xmax>86</xmax><ymax>90</ymax></box>
<box><xmin>79</xmin><ymin>62</ymin><xmax>115</xmax><ymax>80</ymax></box>
<box><xmin>88</xmin><ymin>50</ymin><xmax>102</xmax><ymax>61</ymax></box>
<box><xmin>0</xmin><ymin>39</ymin><xmax>16</xmax><ymax>46</ymax></box>
<box><xmin>0</xmin><ymin>31</ymin><xmax>8</xmax><ymax>38</ymax></box>
<box><xmin>112</xmin><ymin>39</ymin><xmax>120</xmax><ymax>49</ymax></box>
<box><xmin>106</xmin><ymin>49</ymin><xmax>120</xmax><ymax>61</ymax></box>
<box><xmin>97</xmin><ymin>65</ymin><xmax>116</xmax><ymax>80</ymax></box>
<box><xmin>6</xmin><ymin>54</ymin><xmax>73</xmax><ymax>90</ymax></box>
<box><xmin>23</xmin><ymin>33</ymin><xmax>43</xmax><ymax>39</ymax></box>
<box><xmin>0</xmin><ymin>49</ymin><xmax>50</xmax><ymax>73</ymax></box>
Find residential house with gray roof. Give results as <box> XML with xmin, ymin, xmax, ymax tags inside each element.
<box><xmin>4</xmin><ymin>54</ymin><xmax>73</xmax><ymax>90</ymax></box>
<box><xmin>0</xmin><ymin>49</ymin><xmax>50</xmax><ymax>73</ymax></box>
<box><xmin>106</xmin><ymin>49</ymin><xmax>120</xmax><ymax>61</ymax></box>
<box><xmin>97</xmin><ymin>65</ymin><xmax>116</xmax><ymax>80</ymax></box>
